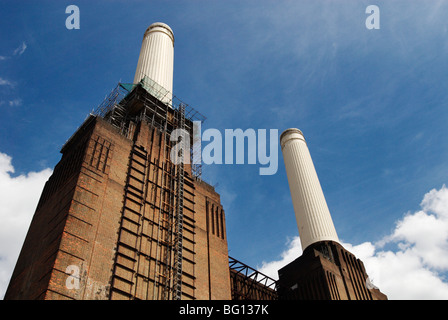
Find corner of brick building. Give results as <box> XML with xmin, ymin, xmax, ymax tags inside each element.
<box><xmin>5</xmin><ymin>113</ymin><xmax>233</xmax><ymax>300</ymax></box>
<box><xmin>193</xmin><ymin>179</ymin><xmax>231</xmax><ymax>300</ymax></box>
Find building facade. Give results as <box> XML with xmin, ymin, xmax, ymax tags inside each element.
<box><xmin>5</xmin><ymin>82</ymin><xmax>231</xmax><ymax>300</ymax></box>
<box><xmin>277</xmin><ymin>241</ymin><xmax>387</xmax><ymax>300</ymax></box>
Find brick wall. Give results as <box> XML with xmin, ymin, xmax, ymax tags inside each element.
<box><xmin>5</xmin><ymin>112</ymin><xmax>232</xmax><ymax>300</ymax></box>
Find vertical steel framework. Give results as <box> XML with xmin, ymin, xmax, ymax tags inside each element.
<box><xmin>93</xmin><ymin>78</ymin><xmax>203</xmax><ymax>300</ymax></box>
<box><xmin>173</xmin><ymin>103</ymin><xmax>186</xmax><ymax>300</ymax></box>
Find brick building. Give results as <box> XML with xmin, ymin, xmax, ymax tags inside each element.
<box><xmin>277</xmin><ymin>241</ymin><xmax>387</xmax><ymax>300</ymax></box>
<box><xmin>4</xmin><ymin>81</ymin><xmax>231</xmax><ymax>300</ymax></box>
<box><xmin>4</xmin><ymin>21</ymin><xmax>272</xmax><ymax>301</ymax></box>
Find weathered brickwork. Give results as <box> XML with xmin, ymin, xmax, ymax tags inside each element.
<box><xmin>5</xmin><ymin>104</ymin><xmax>232</xmax><ymax>300</ymax></box>
<box><xmin>277</xmin><ymin>241</ymin><xmax>387</xmax><ymax>300</ymax></box>
<box><xmin>193</xmin><ymin>180</ymin><xmax>231</xmax><ymax>300</ymax></box>
<box><xmin>230</xmin><ymin>269</ymin><xmax>277</xmax><ymax>300</ymax></box>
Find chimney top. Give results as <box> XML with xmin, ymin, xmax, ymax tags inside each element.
<box><xmin>280</xmin><ymin>128</ymin><xmax>305</xmax><ymax>149</ymax></box>
<box><xmin>144</xmin><ymin>22</ymin><xmax>174</xmax><ymax>43</ymax></box>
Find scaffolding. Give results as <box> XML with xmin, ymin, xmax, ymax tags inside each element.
<box><xmin>101</xmin><ymin>78</ymin><xmax>204</xmax><ymax>183</ymax></box>
<box><xmin>173</xmin><ymin>103</ymin><xmax>186</xmax><ymax>300</ymax></box>
<box><xmin>92</xmin><ymin>77</ymin><xmax>206</xmax><ymax>143</ymax></box>
<box><xmin>97</xmin><ymin>76</ymin><xmax>204</xmax><ymax>300</ymax></box>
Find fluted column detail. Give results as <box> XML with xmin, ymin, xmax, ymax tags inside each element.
<box><xmin>280</xmin><ymin>128</ymin><xmax>339</xmax><ymax>250</ymax></box>
<box><xmin>134</xmin><ymin>22</ymin><xmax>174</xmax><ymax>103</ymax></box>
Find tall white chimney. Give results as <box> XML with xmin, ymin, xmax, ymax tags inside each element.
<box><xmin>280</xmin><ymin>128</ymin><xmax>339</xmax><ymax>251</ymax></box>
<box><xmin>133</xmin><ymin>22</ymin><xmax>174</xmax><ymax>104</ymax></box>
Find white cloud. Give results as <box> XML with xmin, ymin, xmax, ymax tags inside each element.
<box><xmin>258</xmin><ymin>185</ymin><xmax>448</xmax><ymax>300</ymax></box>
<box><xmin>258</xmin><ymin>236</ymin><xmax>302</xmax><ymax>281</ymax></box>
<box><xmin>13</xmin><ymin>42</ymin><xmax>27</xmax><ymax>56</ymax></box>
<box><xmin>0</xmin><ymin>152</ymin><xmax>52</xmax><ymax>299</ymax></box>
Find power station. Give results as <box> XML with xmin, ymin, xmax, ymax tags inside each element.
<box><xmin>4</xmin><ymin>22</ymin><xmax>386</xmax><ymax>300</ymax></box>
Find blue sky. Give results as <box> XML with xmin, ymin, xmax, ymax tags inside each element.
<box><xmin>1</xmin><ymin>1</ymin><xmax>448</xmax><ymax>299</ymax></box>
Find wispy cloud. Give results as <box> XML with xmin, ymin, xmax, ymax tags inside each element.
<box><xmin>0</xmin><ymin>41</ymin><xmax>27</xmax><ymax>60</ymax></box>
<box><xmin>13</xmin><ymin>42</ymin><xmax>27</xmax><ymax>56</ymax></box>
<box><xmin>0</xmin><ymin>99</ymin><xmax>22</xmax><ymax>107</ymax></box>
<box><xmin>8</xmin><ymin>99</ymin><xmax>22</xmax><ymax>107</ymax></box>
<box><xmin>0</xmin><ymin>77</ymin><xmax>14</xmax><ymax>87</ymax></box>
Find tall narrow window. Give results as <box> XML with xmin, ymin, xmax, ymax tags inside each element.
<box><xmin>215</xmin><ymin>206</ymin><xmax>220</xmax><ymax>238</ymax></box>
<box><xmin>220</xmin><ymin>209</ymin><xmax>225</xmax><ymax>239</ymax></box>
<box><xmin>211</xmin><ymin>204</ymin><xmax>215</xmax><ymax>235</ymax></box>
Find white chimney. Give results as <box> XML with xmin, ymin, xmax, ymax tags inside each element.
<box><xmin>280</xmin><ymin>128</ymin><xmax>339</xmax><ymax>251</ymax></box>
<box><xmin>133</xmin><ymin>22</ymin><xmax>174</xmax><ymax>104</ymax></box>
